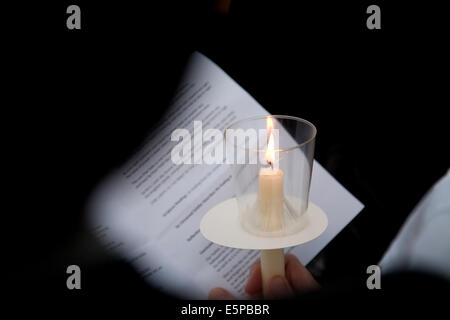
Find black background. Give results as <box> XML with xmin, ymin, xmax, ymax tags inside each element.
<box><xmin>4</xmin><ymin>0</ymin><xmax>449</xmax><ymax>315</ymax></box>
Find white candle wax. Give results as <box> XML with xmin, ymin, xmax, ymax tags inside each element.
<box><xmin>259</xmin><ymin>167</ymin><xmax>285</xmax><ymax>296</ymax></box>
<box><xmin>258</xmin><ymin>167</ymin><xmax>284</xmax><ymax>231</ymax></box>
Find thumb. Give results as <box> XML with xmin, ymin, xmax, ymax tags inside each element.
<box><xmin>208</xmin><ymin>287</ymin><xmax>235</xmax><ymax>300</ymax></box>
<box><xmin>266</xmin><ymin>275</ymin><xmax>294</xmax><ymax>299</ymax></box>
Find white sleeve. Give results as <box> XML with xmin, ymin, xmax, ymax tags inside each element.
<box><xmin>379</xmin><ymin>169</ymin><xmax>450</xmax><ymax>280</ymax></box>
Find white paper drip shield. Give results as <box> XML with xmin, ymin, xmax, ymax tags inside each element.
<box><xmin>200</xmin><ymin>197</ymin><xmax>328</xmax><ymax>250</ymax></box>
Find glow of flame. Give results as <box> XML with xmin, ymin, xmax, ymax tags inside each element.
<box><xmin>266</xmin><ymin>117</ymin><xmax>275</xmax><ymax>165</ymax></box>
<box><xmin>266</xmin><ymin>116</ymin><xmax>274</xmax><ymax>143</ymax></box>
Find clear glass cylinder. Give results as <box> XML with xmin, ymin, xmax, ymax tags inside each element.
<box><xmin>225</xmin><ymin>115</ymin><xmax>316</xmax><ymax>237</ymax></box>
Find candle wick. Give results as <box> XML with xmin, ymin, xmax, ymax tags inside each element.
<box><xmin>267</xmin><ymin>160</ymin><xmax>273</xmax><ymax>170</ymax></box>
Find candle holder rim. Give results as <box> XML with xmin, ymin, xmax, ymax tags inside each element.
<box><xmin>224</xmin><ymin>115</ymin><xmax>317</xmax><ymax>152</ymax></box>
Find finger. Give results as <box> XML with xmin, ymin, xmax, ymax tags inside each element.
<box><xmin>245</xmin><ymin>259</ymin><xmax>262</xmax><ymax>295</ymax></box>
<box><xmin>248</xmin><ymin>258</ymin><xmax>260</xmax><ymax>275</ymax></box>
<box><xmin>285</xmin><ymin>254</ymin><xmax>320</xmax><ymax>292</ymax></box>
<box><xmin>266</xmin><ymin>275</ymin><xmax>294</xmax><ymax>299</ymax></box>
<box><xmin>208</xmin><ymin>288</ymin><xmax>235</xmax><ymax>300</ymax></box>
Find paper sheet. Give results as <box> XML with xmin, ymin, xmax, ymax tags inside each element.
<box><xmin>86</xmin><ymin>52</ymin><xmax>364</xmax><ymax>298</ymax></box>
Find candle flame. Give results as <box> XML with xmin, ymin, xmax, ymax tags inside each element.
<box><xmin>266</xmin><ymin>132</ymin><xmax>275</xmax><ymax>165</ymax></box>
<box><xmin>266</xmin><ymin>117</ymin><xmax>275</xmax><ymax>166</ymax></box>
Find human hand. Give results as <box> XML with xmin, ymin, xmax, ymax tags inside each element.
<box><xmin>208</xmin><ymin>254</ymin><xmax>320</xmax><ymax>299</ymax></box>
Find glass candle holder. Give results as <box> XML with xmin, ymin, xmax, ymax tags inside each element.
<box><xmin>225</xmin><ymin>115</ymin><xmax>317</xmax><ymax>237</ymax></box>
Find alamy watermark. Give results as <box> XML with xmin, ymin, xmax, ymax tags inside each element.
<box><xmin>65</xmin><ymin>5</ymin><xmax>380</xmax><ymax>31</ymax></box>
<box><xmin>66</xmin><ymin>5</ymin><xmax>81</xmax><ymax>30</ymax></box>
<box><xmin>170</xmin><ymin>121</ymin><xmax>280</xmax><ymax>166</ymax></box>
<box><xmin>366</xmin><ymin>265</ymin><xmax>381</xmax><ymax>289</ymax></box>
<box><xmin>66</xmin><ymin>264</ymin><xmax>81</xmax><ymax>290</ymax></box>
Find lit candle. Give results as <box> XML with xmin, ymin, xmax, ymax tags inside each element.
<box><xmin>259</xmin><ymin>117</ymin><xmax>285</xmax><ymax>297</ymax></box>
